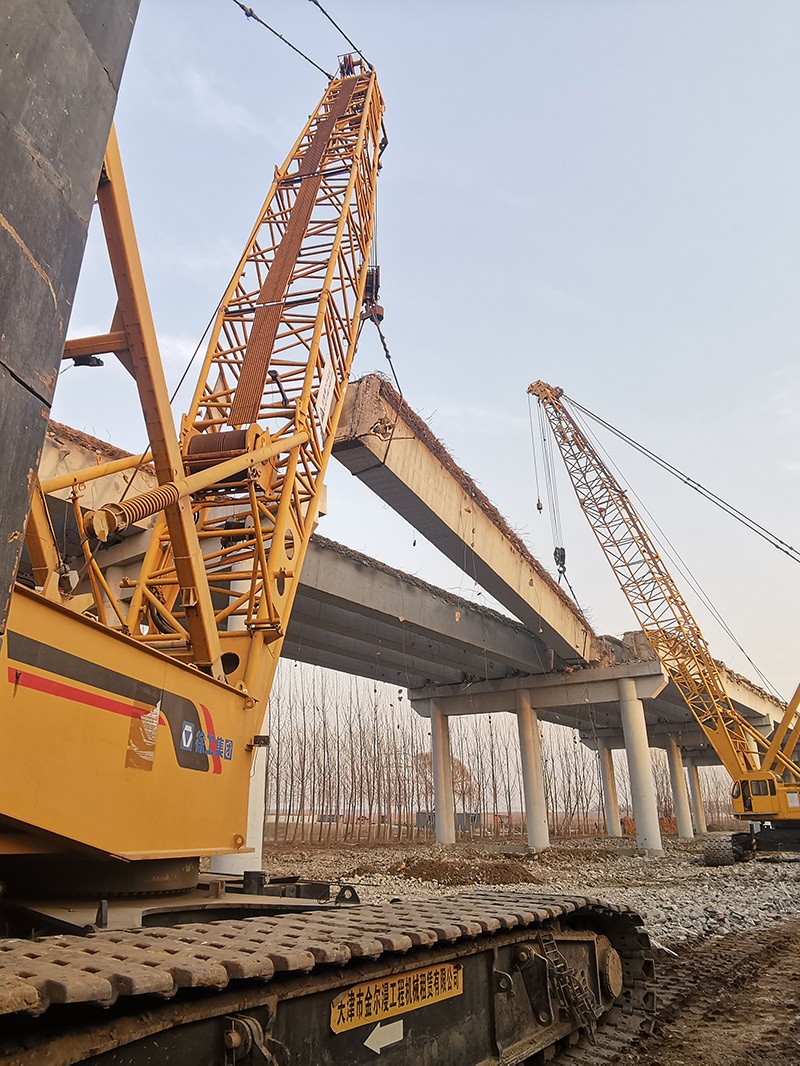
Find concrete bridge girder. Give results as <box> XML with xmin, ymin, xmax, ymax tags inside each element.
<box><xmin>333</xmin><ymin>375</ymin><xmax>605</xmax><ymax>669</ymax></box>
<box><xmin>36</xmin><ymin>423</ymin><xmax>788</xmax><ymax>857</ymax></box>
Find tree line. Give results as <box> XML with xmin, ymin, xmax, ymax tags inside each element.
<box><xmin>264</xmin><ymin>662</ymin><xmax>731</xmax><ymax>843</ymax></box>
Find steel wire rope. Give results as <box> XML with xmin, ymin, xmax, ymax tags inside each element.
<box><xmin>566</xmin><ymin>394</ymin><xmax>800</xmax><ymax>568</ymax></box>
<box><xmin>306</xmin><ymin>0</ymin><xmax>373</xmax><ymax>70</ymax></box>
<box><xmin>537</xmin><ymin>410</ymin><xmax>590</xmax><ymax>604</ymax></box>
<box><xmin>229</xmin><ymin>0</ymin><xmax>333</xmax><ymax>78</ymax></box>
<box><xmin>537</xmin><ymin>402</ymin><xmax>563</xmax><ymax>551</ymax></box>
<box><xmin>527</xmin><ymin>393</ymin><xmax>544</xmax><ymax>513</ymax></box>
<box><xmin>570</xmin><ymin>401</ymin><xmax>773</xmax><ymax>688</ymax></box>
<box><xmin>532</xmin><ymin>398</ymin><xmax>589</xmax><ymax>613</ymax></box>
<box><xmin>571</xmin><ymin>403</ymin><xmax>775</xmax><ymax>692</ymax></box>
<box><xmin>564</xmin><ymin>398</ymin><xmax>781</xmax><ymax>700</ymax></box>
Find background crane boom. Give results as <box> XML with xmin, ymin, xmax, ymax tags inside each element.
<box><xmin>528</xmin><ymin>380</ymin><xmax>800</xmax><ymax>819</ymax></box>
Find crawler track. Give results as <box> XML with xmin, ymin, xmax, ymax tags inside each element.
<box><xmin>0</xmin><ymin>889</ymin><xmax>655</xmax><ymax>1064</ymax></box>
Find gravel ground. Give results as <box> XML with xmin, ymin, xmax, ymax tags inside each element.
<box><xmin>264</xmin><ymin>835</ymin><xmax>800</xmax><ymax>945</ymax></box>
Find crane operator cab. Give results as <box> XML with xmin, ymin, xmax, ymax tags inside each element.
<box><xmin>731</xmin><ymin>773</ymin><xmax>780</xmax><ymax>817</ymax></box>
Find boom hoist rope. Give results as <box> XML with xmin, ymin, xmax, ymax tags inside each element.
<box><xmin>229</xmin><ymin>0</ymin><xmax>333</xmax><ymax>77</ymax></box>
<box><xmin>306</xmin><ymin>0</ymin><xmax>373</xmax><ymax>71</ymax></box>
<box><xmin>529</xmin><ymin>384</ymin><xmax>777</xmax><ymax>695</ymax></box>
<box><xmin>528</xmin><ymin>379</ymin><xmax>800</xmax><ymax>795</ymax></box>
<box><xmin>567</xmin><ymin>394</ymin><xmax>800</xmax><ymax>568</ymax></box>
<box><xmin>229</xmin><ymin>0</ymin><xmax>374</xmax><ymax>81</ymax></box>
<box><xmin>565</xmin><ymin>400</ymin><xmax>780</xmax><ymax>700</ymax></box>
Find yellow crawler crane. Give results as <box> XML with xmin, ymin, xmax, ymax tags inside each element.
<box><xmin>4</xmin><ymin>58</ymin><xmax>386</xmax><ymax>879</ymax></box>
<box><xmin>529</xmin><ymin>380</ymin><xmax>800</xmax><ymax>864</ymax></box>
<box><xmin>0</xmin><ymin>57</ymin><xmax>657</xmax><ymax>1064</ymax></box>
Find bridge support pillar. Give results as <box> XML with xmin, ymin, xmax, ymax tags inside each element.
<box><xmin>211</xmin><ymin>576</ymin><xmax>266</xmax><ymax>875</ymax></box>
<box><xmin>686</xmin><ymin>759</ymin><xmax>708</xmax><ymax>835</ymax></box>
<box><xmin>210</xmin><ymin>747</ymin><xmax>268</xmax><ymax>875</ymax></box>
<box><xmin>597</xmin><ymin>737</ymin><xmax>622</xmax><ymax>837</ymax></box>
<box><xmin>516</xmin><ymin>690</ymin><xmax>550</xmax><ymax>849</ymax></box>
<box><xmin>430</xmin><ymin>698</ymin><xmax>456</xmax><ymax>844</ymax></box>
<box><xmin>617</xmin><ymin>677</ymin><xmax>662</xmax><ymax>853</ymax></box>
<box><xmin>666</xmin><ymin>735</ymin><xmax>694</xmax><ymax>840</ymax></box>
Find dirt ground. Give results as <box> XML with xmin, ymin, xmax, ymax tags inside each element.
<box><xmin>618</xmin><ymin>920</ymin><xmax>800</xmax><ymax>1066</ymax></box>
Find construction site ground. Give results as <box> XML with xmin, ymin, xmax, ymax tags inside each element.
<box><xmin>265</xmin><ymin>835</ymin><xmax>800</xmax><ymax>1064</ymax></box>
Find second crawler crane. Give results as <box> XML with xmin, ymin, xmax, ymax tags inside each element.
<box><xmin>529</xmin><ymin>380</ymin><xmax>800</xmax><ymax>865</ymax></box>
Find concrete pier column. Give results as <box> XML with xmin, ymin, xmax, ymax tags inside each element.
<box><xmin>515</xmin><ymin>690</ymin><xmax>550</xmax><ymax>849</ymax></box>
<box><xmin>211</xmin><ymin>747</ymin><xmax>268</xmax><ymax>876</ymax></box>
<box><xmin>212</xmin><ymin>574</ymin><xmax>267</xmax><ymax>876</ymax></box>
<box><xmin>430</xmin><ymin>699</ymin><xmax>456</xmax><ymax>844</ymax></box>
<box><xmin>617</xmin><ymin>677</ymin><xmax>662</xmax><ymax>853</ymax></box>
<box><xmin>686</xmin><ymin>759</ymin><xmax>708</xmax><ymax>835</ymax></box>
<box><xmin>666</xmin><ymin>735</ymin><xmax>694</xmax><ymax>840</ymax></box>
<box><xmin>597</xmin><ymin>738</ymin><xmax>622</xmax><ymax>838</ymax></box>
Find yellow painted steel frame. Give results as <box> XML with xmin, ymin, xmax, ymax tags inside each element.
<box><xmin>121</xmin><ymin>61</ymin><xmax>385</xmax><ymax>719</ymax></box>
<box><xmin>98</xmin><ymin>126</ymin><xmax>224</xmax><ymax>678</ymax></box>
<box><xmin>529</xmin><ymin>380</ymin><xmax>800</xmax><ymax>821</ymax></box>
<box><xmin>1</xmin><ymin>589</ymin><xmax>252</xmax><ymax>858</ymax></box>
<box><xmin>6</xmin><ymin>58</ymin><xmax>385</xmax><ymax>863</ymax></box>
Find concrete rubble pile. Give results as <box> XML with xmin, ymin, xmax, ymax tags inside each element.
<box><xmin>266</xmin><ymin>838</ymin><xmax>800</xmax><ymax>946</ymax></box>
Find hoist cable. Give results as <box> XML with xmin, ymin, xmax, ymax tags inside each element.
<box><xmin>229</xmin><ymin>0</ymin><xmax>333</xmax><ymax>78</ymax></box>
<box><xmin>538</xmin><ymin>404</ymin><xmax>562</xmax><ymax>549</ymax></box>
<box><xmin>306</xmin><ymin>0</ymin><xmax>372</xmax><ymax>69</ymax></box>
<box><xmin>369</xmin><ymin>316</ymin><xmax>403</xmax><ymax>397</ymax></box>
<box><xmin>533</xmin><ymin>398</ymin><xmax>588</xmax><ymax>602</ymax></box>
<box><xmin>527</xmin><ymin>393</ymin><xmax>544</xmax><ymax>513</ymax></box>
<box><xmin>566</xmin><ymin>393</ymin><xmax>800</xmax><ymax>567</ymax></box>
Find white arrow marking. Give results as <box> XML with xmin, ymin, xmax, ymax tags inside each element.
<box><xmin>364</xmin><ymin>1019</ymin><xmax>404</xmax><ymax>1054</ymax></box>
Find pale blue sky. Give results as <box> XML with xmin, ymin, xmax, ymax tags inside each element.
<box><xmin>55</xmin><ymin>1</ymin><xmax>800</xmax><ymax>696</ymax></box>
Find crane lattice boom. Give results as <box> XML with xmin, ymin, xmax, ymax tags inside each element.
<box><xmin>103</xmin><ymin>59</ymin><xmax>385</xmax><ymax>711</ymax></box>
<box><xmin>529</xmin><ymin>380</ymin><xmax>800</xmax><ymax>803</ymax></box>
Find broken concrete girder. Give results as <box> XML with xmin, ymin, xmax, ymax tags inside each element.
<box><xmin>334</xmin><ymin>374</ymin><xmax>611</xmax><ymax>670</ymax></box>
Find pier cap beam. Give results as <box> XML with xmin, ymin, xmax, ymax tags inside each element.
<box><xmin>411</xmin><ymin>661</ymin><xmax>668</xmax><ymax>717</ymax></box>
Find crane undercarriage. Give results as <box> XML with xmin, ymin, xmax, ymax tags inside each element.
<box><xmin>0</xmin><ymin>893</ymin><xmax>654</xmax><ymax>1065</ymax></box>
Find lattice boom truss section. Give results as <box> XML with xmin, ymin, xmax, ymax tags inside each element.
<box><xmin>125</xmin><ymin>62</ymin><xmax>384</xmax><ymax>685</ymax></box>
<box><xmin>530</xmin><ymin>382</ymin><xmax>800</xmax><ymax>781</ymax></box>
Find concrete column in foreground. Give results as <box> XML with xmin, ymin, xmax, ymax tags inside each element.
<box><xmin>666</xmin><ymin>735</ymin><xmax>694</xmax><ymax>840</ymax></box>
<box><xmin>211</xmin><ymin>746</ymin><xmax>268</xmax><ymax>875</ymax></box>
<box><xmin>515</xmin><ymin>689</ymin><xmax>550</xmax><ymax>849</ymax></box>
<box><xmin>597</xmin><ymin>737</ymin><xmax>622</xmax><ymax>838</ymax></box>
<box><xmin>212</xmin><ymin>581</ymin><xmax>267</xmax><ymax>875</ymax></box>
<box><xmin>430</xmin><ymin>698</ymin><xmax>456</xmax><ymax>844</ymax></box>
<box><xmin>686</xmin><ymin>759</ymin><xmax>708</xmax><ymax>835</ymax></box>
<box><xmin>617</xmin><ymin>677</ymin><xmax>662</xmax><ymax>853</ymax></box>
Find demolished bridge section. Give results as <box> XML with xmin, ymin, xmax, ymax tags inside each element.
<box><xmin>333</xmin><ymin>374</ymin><xmax>608</xmax><ymax>670</ymax></box>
